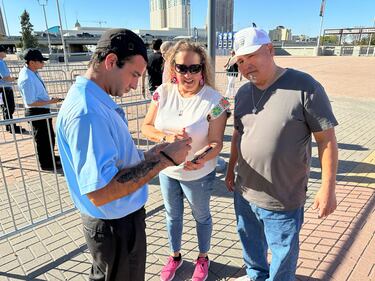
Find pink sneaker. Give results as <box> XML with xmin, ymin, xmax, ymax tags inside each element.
<box><xmin>192</xmin><ymin>257</ymin><xmax>210</xmax><ymax>281</ymax></box>
<box><xmin>160</xmin><ymin>256</ymin><xmax>183</xmax><ymax>281</ymax></box>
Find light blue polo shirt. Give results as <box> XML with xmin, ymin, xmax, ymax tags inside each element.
<box><xmin>56</xmin><ymin>76</ymin><xmax>148</xmax><ymax>219</ymax></box>
<box><xmin>0</xmin><ymin>59</ymin><xmax>11</xmax><ymax>88</ymax></box>
<box><xmin>17</xmin><ymin>65</ymin><xmax>51</xmax><ymax>108</ymax></box>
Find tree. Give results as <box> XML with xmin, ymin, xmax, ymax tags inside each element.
<box><xmin>19</xmin><ymin>10</ymin><xmax>38</xmax><ymax>49</ymax></box>
<box><xmin>358</xmin><ymin>36</ymin><xmax>375</xmax><ymax>46</ymax></box>
<box><xmin>320</xmin><ymin>35</ymin><xmax>339</xmax><ymax>45</ymax></box>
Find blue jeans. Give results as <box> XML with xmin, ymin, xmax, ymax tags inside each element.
<box><xmin>159</xmin><ymin>170</ymin><xmax>215</xmax><ymax>254</ymax></box>
<box><xmin>234</xmin><ymin>192</ymin><xmax>304</xmax><ymax>281</ymax></box>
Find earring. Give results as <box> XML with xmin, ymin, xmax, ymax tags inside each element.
<box><xmin>171</xmin><ymin>76</ymin><xmax>178</xmax><ymax>84</ymax></box>
<box><xmin>199</xmin><ymin>77</ymin><xmax>205</xmax><ymax>86</ymax></box>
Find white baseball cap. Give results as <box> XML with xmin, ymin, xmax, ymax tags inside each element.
<box><xmin>229</xmin><ymin>27</ymin><xmax>271</xmax><ymax>65</ymax></box>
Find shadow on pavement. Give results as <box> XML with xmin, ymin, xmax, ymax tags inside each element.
<box><xmin>0</xmin><ymin>272</ymin><xmax>45</xmax><ymax>281</ymax></box>
<box><xmin>175</xmin><ymin>260</ymin><xmax>242</xmax><ymax>281</ymax></box>
<box><xmin>311</xmin><ymin>157</ymin><xmax>375</xmax><ymax>175</ymax></box>
<box><xmin>296</xmin><ymin>275</ymin><xmax>322</xmax><ymax>281</ymax></box>
<box><xmin>0</xmin><ymin>244</ymin><xmax>89</xmax><ymax>280</ymax></box>
<box><xmin>312</xmin><ymin>142</ymin><xmax>369</xmax><ymax>151</ymax></box>
<box><xmin>317</xmin><ymin>192</ymin><xmax>375</xmax><ymax>281</ymax></box>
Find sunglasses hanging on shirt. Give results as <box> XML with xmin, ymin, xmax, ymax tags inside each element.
<box><xmin>175</xmin><ymin>64</ymin><xmax>203</xmax><ymax>74</ymax></box>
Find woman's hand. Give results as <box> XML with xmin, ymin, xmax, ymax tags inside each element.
<box><xmin>166</xmin><ymin>128</ymin><xmax>189</xmax><ymax>142</ymax></box>
<box><xmin>183</xmin><ymin>158</ymin><xmax>205</xmax><ymax>171</ymax></box>
<box><xmin>183</xmin><ymin>145</ymin><xmax>211</xmax><ymax>171</ymax></box>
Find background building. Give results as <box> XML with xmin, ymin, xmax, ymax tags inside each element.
<box><xmin>150</xmin><ymin>0</ymin><xmax>167</xmax><ymax>29</ymax></box>
<box><xmin>150</xmin><ymin>0</ymin><xmax>191</xmax><ymax>30</ymax></box>
<box><xmin>215</xmin><ymin>0</ymin><xmax>234</xmax><ymax>33</ymax></box>
<box><xmin>269</xmin><ymin>26</ymin><xmax>292</xmax><ymax>41</ymax></box>
<box><xmin>166</xmin><ymin>0</ymin><xmax>190</xmax><ymax>29</ymax></box>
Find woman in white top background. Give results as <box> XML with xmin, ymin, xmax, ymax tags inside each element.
<box><xmin>142</xmin><ymin>40</ymin><xmax>229</xmax><ymax>281</ymax></box>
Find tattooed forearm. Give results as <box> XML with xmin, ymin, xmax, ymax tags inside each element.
<box><xmin>116</xmin><ymin>158</ymin><xmax>161</xmax><ymax>184</ymax></box>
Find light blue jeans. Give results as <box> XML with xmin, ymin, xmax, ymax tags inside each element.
<box><xmin>159</xmin><ymin>170</ymin><xmax>215</xmax><ymax>254</ymax></box>
<box><xmin>234</xmin><ymin>192</ymin><xmax>304</xmax><ymax>281</ymax></box>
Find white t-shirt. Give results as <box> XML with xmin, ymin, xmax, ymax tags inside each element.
<box><xmin>153</xmin><ymin>83</ymin><xmax>229</xmax><ymax>181</ymax></box>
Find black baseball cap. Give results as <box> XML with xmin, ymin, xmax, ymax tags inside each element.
<box><xmin>23</xmin><ymin>49</ymin><xmax>49</xmax><ymax>62</ymax></box>
<box><xmin>0</xmin><ymin>45</ymin><xmax>7</xmax><ymax>53</ymax></box>
<box><xmin>96</xmin><ymin>28</ymin><xmax>148</xmax><ymax>63</ymax></box>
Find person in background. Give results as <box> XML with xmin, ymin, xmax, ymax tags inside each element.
<box><xmin>225</xmin><ymin>27</ymin><xmax>338</xmax><ymax>281</ymax></box>
<box><xmin>142</xmin><ymin>40</ymin><xmax>230</xmax><ymax>281</ymax></box>
<box><xmin>223</xmin><ymin>50</ymin><xmax>240</xmax><ymax>98</ymax></box>
<box><xmin>160</xmin><ymin>41</ymin><xmax>175</xmax><ymax>83</ymax></box>
<box><xmin>0</xmin><ymin>45</ymin><xmax>26</xmax><ymax>134</ymax></box>
<box><xmin>56</xmin><ymin>29</ymin><xmax>191</xmax><ymax>281</ymax></box>
<box><xmin>142</xmin><ymin>38</ymin><xmax>163</xmax><ymax>97</ymax></box>
<box><xmin>17</xmin><ymin>49</ymin><xmax>63</xmax><ymax>171</ymax></box>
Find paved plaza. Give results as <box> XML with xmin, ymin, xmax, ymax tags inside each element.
<box><xmin>0</xmin><ymin>56</ymin><xmax>374</xmax><ymax>280</ymax></box>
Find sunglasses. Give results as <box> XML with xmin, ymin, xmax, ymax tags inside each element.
<box><xmin>175</xmin><ymin>64</ymin><xmax>203</xmax><ymax>74</ymax></box>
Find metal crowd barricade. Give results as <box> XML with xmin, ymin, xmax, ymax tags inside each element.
<box><xmin>0</xmin><ymin>100</ymin><xmax>151</xmax><ymax>240</ymax></box>
<box><xmin>0</xmin><ymin>113</ymin><xmax>69</xmax><ymax>240</ymax></box>
<box><xmin>215</xmin><ymin>71</ymin><xmax>247</xmax><ymax>99</ymax></box>
<box><xmin>1</xmin><ymin>83</ymin><xmax>28</xmax><ymax>121</ymax></box>
<box><xmin>41</xmin><ymin>79</ymin><xmax>74</xmax><ymax>100</ymax></box>
<box><xmin>6</xmin><ymin>61</ymin><xmax>88</xmax><ymax>78</ymax></box>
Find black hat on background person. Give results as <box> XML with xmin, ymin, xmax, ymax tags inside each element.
<box><xmin>0</xmin><ymin>45</ymin><xmax>7</xmax><ymax>53</ymax></box>
<box><xmin>152</xmin><ymin>38</ymin><xmax>163</xmax><ymax>51</ymax></box>
<box><xmin>23</xmin><ymin>48</ymin><xmax>49</xmax><ymax>62</ymax></box>
<box><xmin>95</xmin><ymin>28</ymin><xmax>148</xmax><ymax>64</ymax></box>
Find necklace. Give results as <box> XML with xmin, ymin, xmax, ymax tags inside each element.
<box><xmin>251</xmin><ymin>85</ymin><xmax>268</xmax><ymax>114</ymax></box>
<box><xmin>251</xmin><ymin>67</ymin><xmax>286</xmax><ymax>114</ymax></box>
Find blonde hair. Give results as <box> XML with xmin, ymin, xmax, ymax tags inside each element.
<box><xmin>160</xmin><ymin>41</ymin><xmax>175</xmax><ymax>56</ymax></box>
<box><xmin>166</xmin><ymin>40</ymin><xmax>215</xmax><ymax>89</ymax></box>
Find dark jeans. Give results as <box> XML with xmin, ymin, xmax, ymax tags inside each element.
<box><xmin>1</xmin><ymin>87</ymin><xmax>15</xmax><ymax>121</ymax></box>
<box><xmin>81</xmin><ymin>207</ymin><xmax>147</xmax><ymax>281</ymax></box>
<box><xmin>25</xmin><ymin>107</ymin><xmax>55</xmax><ymax>168</ymax></box>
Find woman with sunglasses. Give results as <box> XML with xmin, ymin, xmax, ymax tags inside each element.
<box><xmin>142</xmin><ymin>40</ymin><xmax>229</xmax><ymax>281</ymax></box>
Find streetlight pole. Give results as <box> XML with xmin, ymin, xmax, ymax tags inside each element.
<box><xmin>207</xmin><ymin>0</ymin><xmax>216</xmax><ymax>75</ymax></box>
<box><xmin>187</xmin><ymin>6</ymin><xmax>191</xmax><ymax>37</ymax></box>
<box><xmin>1</xmin><ymin>0</ymin><xmax>10</xmax><ymax>36</ymax></box>
<box><xmin>55</xmin><ymin>0</ymin><xmax>68</xmax><ymax>68</ymax></box>
<box><xmin>366</xmin><ymin>17</ymin><xmax>375</xmax><ymax>56</ymax></box>
<box><xmin>316</xmin><ymin>0</ymin><xmax>326</xmax><ymax>56</ymax></box>
<box><xmin>38</xmin><ymin>0</ymin><xmax>52</xmax><ymax>56</ymax></box>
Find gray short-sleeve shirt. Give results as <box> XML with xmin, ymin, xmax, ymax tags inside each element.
<box><xmin>234</xmin><ymin>68</ymin><xmax>338</xmax><ymax>211</ymax></box>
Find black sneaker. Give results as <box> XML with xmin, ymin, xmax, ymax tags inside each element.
<box><xmin>14</xmin><ymin>127</ymin><xmax>28</xmax><ymax>134</ymax></box>
<box><xmin>7</xmin><ymin>126</ymin><xmax>28</xmax><ymax>134</ymax></box>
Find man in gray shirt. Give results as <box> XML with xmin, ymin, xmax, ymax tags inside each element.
<box><xmin>225</xmin><ymin>27</ymin><xmax>338</xmax><ymax>281</ymax></box>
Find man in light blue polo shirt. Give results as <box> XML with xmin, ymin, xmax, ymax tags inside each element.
<box><xmin>56</xmin><ymin>29</ymin><xmax>191</xmax><ymax>281</ymax></box>
<box><xmin>18</xmin><ymin>48</ymin><xmax>63</xmax><ymax>171</ymax></box>
<box><xmin>0</xmin><ymin>45</ymin><xmax>26</xmax><ymax>133</ymax></box>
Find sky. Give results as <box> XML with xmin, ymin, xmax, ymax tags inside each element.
<box><xmin>2</xmin><ymin>0</ymin><xmax>375</xmax><ymax>37</ymax></box>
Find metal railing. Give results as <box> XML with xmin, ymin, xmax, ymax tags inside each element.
<box><xmin>0</xmin><ymin>100</ymin><xmax>151</xmax><ymax>240</ymax></box>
